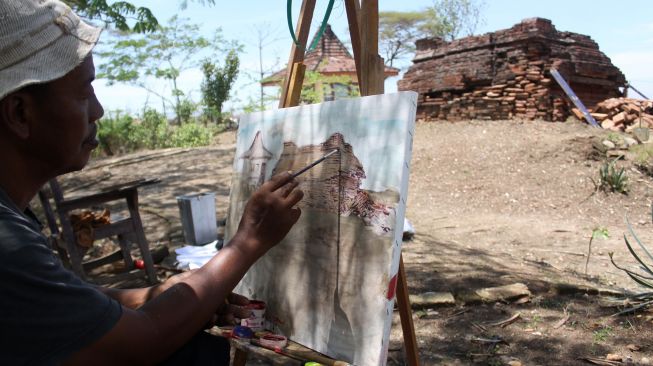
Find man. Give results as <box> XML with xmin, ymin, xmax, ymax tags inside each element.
<box><xmin>0</xmin><ymin>1</ymin><xmax>303</xmax><ymax>364</ymax></box>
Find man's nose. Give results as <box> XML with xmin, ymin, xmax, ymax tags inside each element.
<box><xmin>90</xmin><ymin>93</ymin><xmax>104</xmax><ymax>122</ymax></box>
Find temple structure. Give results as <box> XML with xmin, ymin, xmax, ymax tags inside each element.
<box><xmin>263</xmin><ymin>24</ymin><xmax>399</xmax><ymax>102</ymax></box>
<box><xmin>398</xmin><ymin>18</ymin><xmax>627</xmax><ymax>121</ymax></box>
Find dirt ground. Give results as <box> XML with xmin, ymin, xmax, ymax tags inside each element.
<box><xmin>58</xmin><ymin>119</ymin><xmax>653</xmax><ymax>366</ymax></box>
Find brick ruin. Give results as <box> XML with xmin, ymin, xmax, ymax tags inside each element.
<box><xmin>398</xmin><ymin>18</ymin><xmax>627</xmax><ymax>122</ymax></box>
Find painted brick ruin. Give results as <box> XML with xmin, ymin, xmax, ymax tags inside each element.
<box><xmin>398</xmin><ymin>18</ymin><xmax>626</xmax><ymax>122</ymax></box>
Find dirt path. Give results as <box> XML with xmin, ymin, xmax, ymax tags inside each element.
<box><xmin>60</xmin><ymin>120</ymin><xmax>653</xmax><ymax>365</ymax></box>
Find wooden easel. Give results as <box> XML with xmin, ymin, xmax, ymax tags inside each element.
<box><xmin>233</xmin><ymin>1</ymin><xmax>419</xmax><ymax>365</ymax></box>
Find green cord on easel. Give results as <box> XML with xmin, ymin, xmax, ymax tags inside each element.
<box><xmin>308</xmin><ymin>0</ymin><xmax>335</xmax><ymax>51</ymax></box>
<box><xmin>286</xmin><ymin>0</ymin><xmax>336</xmax><ymax>52</ymax></box>
<box><xmin>287</xmin><ymin>0</ymin><xmax>300</xmax><ymax>46</ymax></box>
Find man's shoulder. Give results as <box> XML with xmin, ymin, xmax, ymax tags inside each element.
<box><xmin>0</xmin><ymin>194</ymin><xmax>48</xmax><ymax>255</ymax></box>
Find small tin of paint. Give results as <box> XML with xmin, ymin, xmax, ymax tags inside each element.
<box><xmin>240</xmin><ymin>300</ymin><xmax>266</xmax><ymax>331</ymax></box>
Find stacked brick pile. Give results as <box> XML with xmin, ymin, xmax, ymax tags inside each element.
<box><xmin>586</xmin><ymin>98</ymin><xmax>653</xmax><ymax>132</ymax></box>
<box><xmin>398</xmin><ymin>18</ymin><xmax>626</xmax><ymax>122</ymax></box>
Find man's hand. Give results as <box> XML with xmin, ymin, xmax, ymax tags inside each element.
<box><xmin>234</xmin><ymin>172</ymin><xmax>303</xmax><ymax>256</ymax></box>
<box><xmin>212</xmin><ymin>293</ymin><xmax>251</xmax><ymax>326</ymax></box>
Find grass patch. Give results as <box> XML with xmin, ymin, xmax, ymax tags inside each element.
<box><xmin>631</xmin><ymin>143</ymin><xmax>653</xmax><ymax>172</ymax></box>
<box><xmin>592</xmin><ymin>325</ymin><xmax>613</xmax><ymax>343</ymax></box>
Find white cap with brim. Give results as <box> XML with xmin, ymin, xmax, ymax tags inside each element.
<box><xmin>0</xmin><ymin>0</ymin><xmax>102</xmax><ymax>101</ymax></box>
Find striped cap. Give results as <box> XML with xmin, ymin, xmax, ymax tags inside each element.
<box><xmin>0</xmin><ymin>0</ymin><xmax>102</xmax><ymax>100</ymax></box>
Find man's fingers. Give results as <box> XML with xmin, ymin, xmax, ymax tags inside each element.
<box><xmin>262</xmin><ymin>171</ymin><xmax>293</xmax><ymax>192</ymax></box>
<box><xmin>232</xmin><ymin>305</ymin><xmax>252</xmax><ymax>319</ymax></box>
<box><xmin>222</xmin><ymin>313</ymin><xmax>237</xmax><ymax>326</ymax></box>
<box><xmin>228</xmin><ymin>293</ymin><xmax>250</xmax><ymax>306</ymax></box>
<box><xmin>285</xmin><ymin>188</ymin><xmax>304</xmax><ymax>207</ymax></box>
<box><xmin>278</xmin><ymin>179</ymin><xmax>300</xmax><ymax>198</ymax></box>
<box><xmin>289</xmin><ymin>207</ymin><xmax>302</xmax><ymax>224</ymax></box>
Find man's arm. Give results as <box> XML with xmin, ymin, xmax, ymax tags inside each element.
<box><xmin>96</xmin><ymin>270</ymin><xmax>197</xmax><ymax>310</ymax></box>
<box><xmin>63</xmin><ymin>172</ymin><xmax>303</xmax><ymax>366</ymax></box>
<box><xmin>95</xmin><ymin>287</ymin><xmax>154</xmax><ymax>309</ymax></box>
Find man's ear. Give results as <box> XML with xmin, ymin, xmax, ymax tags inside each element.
<box><xmin>0</xmin><ymin>92</ymin><xmax>33</xmax><ymax>139</ymax></box>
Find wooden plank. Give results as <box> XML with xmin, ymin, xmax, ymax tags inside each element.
<box><xmin>279</xmin><ymin>0</ymin><xmax>317</xmax><ymax>108</ymax></box>
<box><xmin>397</xmin><ymin>255</ymin><xmax>420</xmax><ymax>366</ymax></box>
<box><xmin>344</xmin><ymin>0</ymin><xmax>362</xmax><ymax>87</ymax></box>
<box><xmin>283</xmin><ymin>62</ymin><xmax>307</xmax><ymax>108</ymax></box>
<box><xmin>233</xmin><ymin>348</ymin><xmax>248</xmax><ymax>366</ymax></box>
<box><xmin>359</xmin><ymin>0</ymin><xmax>384</xmax><ymax>96</ymax></box>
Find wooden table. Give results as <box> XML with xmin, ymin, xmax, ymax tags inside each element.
<box><xmin>209</xmin><ymin>327</ymin><xmax>349</xmax><ymax>366</ymax></box>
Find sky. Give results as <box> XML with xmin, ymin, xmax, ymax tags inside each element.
<box><xmin>93</xmin><ymin>0</ymin><xmax>653</xmax><ymax>116</ymax></box>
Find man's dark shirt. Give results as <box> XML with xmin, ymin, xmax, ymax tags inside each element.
<box><xmin>0</xmin><ymin>187</ymin><xmax>122</xmax><ymax>365</ymax></box>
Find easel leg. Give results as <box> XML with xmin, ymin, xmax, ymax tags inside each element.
<box><xmin>397</xmin><ymin>254</ymin><xmax>419</xmax><ymax>366</ymax></box>
<box><xmin>233</xmin><ymin>348</ymin><xmax>248</xmax><ymax>366</ymax></box>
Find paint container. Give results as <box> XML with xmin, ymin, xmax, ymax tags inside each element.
<box><xmin>230</xmin><ymin>325</ymin><xmax>254</xmax><ymax>340</ymax></box>
<box><xmin>259</xmin><ymin>334</ymin><xmax>288</xmax><ymax>349</ymax></box>
<box><xmin>240</xmin><ymin>300</ymin><xmax>266</xmax><ymax>331</ymax></box>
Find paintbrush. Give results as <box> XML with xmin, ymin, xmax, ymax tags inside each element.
<box><xmin>290</xmin><ymin>149</ymin><xmax>339</xmax><ymax>179</ymax></box>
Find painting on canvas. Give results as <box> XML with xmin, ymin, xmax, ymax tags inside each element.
<box><xmin>225</xmin><ymin>91</ymin><xmax>417</xmax><ymax>366</ymax></box>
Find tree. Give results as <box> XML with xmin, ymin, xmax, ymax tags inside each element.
<box><xmin>201</xmin><ymin>50</ymin><xmax>240</xmax><ymax>124</ymax></box>
<box><xmin>422</xmin><ymin>0</ymin><xmax>485</xmax><ymax>41</ymax></box>
<box><xmin>97</xmin><ymin>16</ymin><xmax>239</xmax><ymax>124</ymax></box>
<box><xmin>379</xmin><ymin>11</ymin><xmax>429</xmax><ymax>68</ymax></box>
<box><xmin>63</xmin><ymin>0</ymin><xmax>215</xmax><ymax>33</ymax></box>
<box><xmin>379</xmin><ymin>0</ymin><xmax>485</xmax><ymax>67</ymax></box>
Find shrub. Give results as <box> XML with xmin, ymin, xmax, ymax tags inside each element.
<box><xmin>171</xmin><ymin>122</ymin><xmax>213</xmax><ymax>147</ymax></box>
<box><xmin>95</xmin><ymin>109</ymin><xmax>217</xmax><ymax>156</ymax></box>
<box><xmin>135</xmin><ymin>108</ymin><xmax>172</xmax><ymax>149</ymax></box>
<box><xmin>598</xmin><ymin>157</ymin><xmax>628</xmax><ymax>194</ymax></box>
<box><xmin>96</xmin><ymin>111</ymin><xmax>136</xmax><ymax>156</ymax></box>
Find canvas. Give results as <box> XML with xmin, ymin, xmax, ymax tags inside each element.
<box><xmin>225</xmin><ymin>91</ymin><xmax>417</xmax><ymax>366</ymax></box>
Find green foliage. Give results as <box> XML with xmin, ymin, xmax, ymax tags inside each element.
<box><xmin>178</xmin><ymin>99</ymin><xmax>198</xmax><ymax>125</ymax></box>
<box><xmin>379</xmin><ymin>0</ymin><xmax>485</xmax><ymax>67</ymax></box>
<box><xmin>97</xmin><ymin>16</ymin><xmax>240</xmax><ymax>124</ymax></box>
<box><xmin>592</xmin><ymin>325</ymin><xmax>613</xmax><ymax>343</ymax></box>
<box><xmin>631</xmin><ymin>144</ymin><xmax>653</xmax><ymax>177</ymax></box>
<box><xmin>608</xmin><ymin>216</ymin><xmax>653</xmax><ymax>315</ymax></box>
<box><xmin>379</xmin><ymin>11</ymin><xmax>429</xmax><ymax>68</ymax></box>
<box><xmin>201</xmin><ymin>50</ymin><xmax>240</xmax><ymax>124</ymax></box>
<box><xmin>598</xmin><ymin>158</ymin><xmax>628</xmax><ymax>194</ymax></box>
<box><xmin>592</xmin><ymin>227</ymin><xmax>610</xmax><ymax>240</ymax></box>
<box><xmin>422</xmin><ymin>0</ymin><xmax>485</xmax><ymax>41</ymax></box>
<box><xmin>136</xmin><ymin>109</ymin><xmax>171</xmax><ymax>149</ymax></box>
<box><xmin>96</xmin><ymin>110</ymin><xmax>136</xmax><ymax>155</ymax></box>
<box><xmin>95</xmin><ymin>109</ymin><xmax>217</xmax><ymax>156</ymax></box>
<box><xmin>605</xmin><ymin>132</ymin><xmax>623</xmax><ymax>144</ymax></box>
<box><xmin>171</xmin><ymin>122</ymin><xmax>213</xmax><ymax>147</ymax></box>
<box><xmin>586</xmin><ymin>227</ymin><xmax>609</xmax><ymax>275</ymax></box>
<box><xmin>63</xmin><ymin>0</ymin><xmax>158</xmax><ymax>32</ymax></box>
<box><xmin>64</xmin><ymin>0</ymin><xmax>216</xmax><ymax>33</ymax></box>
<box><xmin>299</xmin><ymin>70</ymin><xmax>359</xmax><ymax>105</ymax></box>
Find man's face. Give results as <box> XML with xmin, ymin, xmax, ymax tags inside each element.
<box><xmin>27</xmin><ymin>55</ymin><xmax>104</xmax><ymax>174</ymax></box>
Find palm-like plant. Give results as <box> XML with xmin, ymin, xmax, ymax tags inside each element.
<box><xmin>609</xmin><ymin>217</ymin><xmax>653</xmax><ymax>315</ymax></box>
